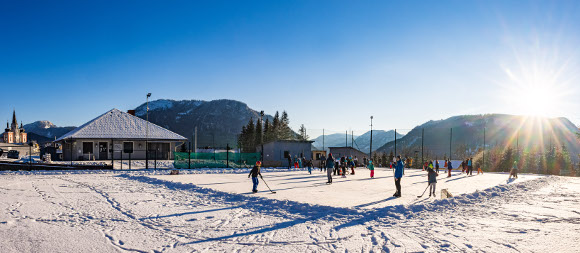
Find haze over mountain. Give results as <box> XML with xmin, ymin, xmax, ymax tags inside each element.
<box><xmin>376</xmin><ymin>114</ymin><xmax>580</xmax><ymax>161</ymax></box>
<box><xmin>312</xmin><ymin>130</ymin><xmax>404</xmax><ymax>152</ymax></box>
<box><xmin>134</xmin><ymin>99</ymin><xmax>273</xmax><ymax>148</ymax></box>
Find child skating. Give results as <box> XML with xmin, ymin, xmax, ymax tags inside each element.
<box><xmin>427</xmin><ymin>164</ymin><xmax>438</xmax><ymax>197</ymax></box>
<box><xmin>248</xmin><ymin>161</ymin><xmax>262</xmax><ymax>193</ymax></box>
<box><xmin>368</xmin><ymin>160</ymin><xmax>375</xmax><ymax>178</ymax></box>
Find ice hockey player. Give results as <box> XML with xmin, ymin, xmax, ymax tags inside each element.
<box><xmin>393</xmin><ymin>156</ymin><xmax>404</xmax><ymax>197</ymax></box>
<box><xmin>368</xmin><ymin>160</ymin><xmax>375</xmax><ymax>178</ymax></box>
<box><xmin>307</xmin><ymin>159</ymin><xmax>312</xmax><ymax>174</ymax></box>
<box><xmin>447</xmin><ymin>160</ymin><xmax>453</xmax><ymax>177</ymax></box>
<box><xmin>427</xmin><ymin>163</ymin><xmax>438</xmax><ymax>197</ymax></box>
<box><xmin>248</xmin><ymin>161</ymin><xmax>262</xmax><ymax>193</ymax></box>
<box><xmin>326</xmin><ymin>153</ymin><xmax>335</xmax><ymax>184</ymax></box>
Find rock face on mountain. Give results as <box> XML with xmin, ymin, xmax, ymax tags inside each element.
<box><xmin>23</xmin><ymin>121</ymin><xmax>76</xmax><ymax>140</ymax></box>
<box><xmin>376</xmin><ymin>114</ymin><xmax>580</xmax><ymax>160</ymax></box>
<box><xmin>134</xmin><ymin>99</ymin><xmax>272</xmax><ymax>148</ymax></box>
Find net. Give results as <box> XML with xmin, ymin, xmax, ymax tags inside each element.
<box><xmin>173</xmin><ymin>152</ymin><xmax>260</xmax><ymax>169</ymax></box>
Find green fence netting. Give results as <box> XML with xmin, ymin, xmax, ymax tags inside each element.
<box><xmin>173</xmin><ymin>152</ymin><xmax>261</xmax><ymax>169</ymax></box>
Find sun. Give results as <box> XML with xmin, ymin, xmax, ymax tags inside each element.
<box><xmin>498</xmin><ymin>46</ymin><xmax>575</xmax><ymax>118</ymax></box>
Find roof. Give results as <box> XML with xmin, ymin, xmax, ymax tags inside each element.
<box><xmin>264</xmin><ymin>140</ymin><xmax>314</xmax><ymax>145</ymax></box>
<box><xmin>55</xmin><ymin>109</ymin><xmax>186</xmax><ymax>141</ymax></box>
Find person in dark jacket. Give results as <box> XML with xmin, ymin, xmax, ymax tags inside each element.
<box><xmin>427</xmin><ymin>165</ymin><xmax>438</xmax><ymax>197</ymax></box>
<box><xmin>393</xmin><ymin>156</ymin><xmax>404</xmax><ymax>197</ymax></box>
<box><xmin>326</xmin><ymin>154</ymin><xmax>335</xmax><ymax>184</ymax></box>
<box><xmin>435</xmin><ymin>160</ymin><xmax>440</xmax><ymax>174</ymax></box>
<box><xmin>447</xmin><ymin>159</ymin><xmax>453</xmax><ymax>177</ymax></box>
<box><xmin>287</xmin><ymin>155</ymin><xmax>292</xmax><ymax>170</ymax></box>
<box><xmin>248</xmin><ymin>161</ymin><xmax>262</xmax><ymax>193</ymax></box>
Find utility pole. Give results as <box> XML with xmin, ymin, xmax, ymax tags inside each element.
<box><xmin>449</xmin><ymin>128</ymin><xmax>453</xmax><ymax>160</ymax></box>
<box><xmin>351</xmin><ymin>131</ymin><xmax>354</xmax><ymax>149</ymax></box>
<box><xmin>146</xmin><ymin>93</ymin><xmax>151</xmax><ymax>169</ymax></box>
<box><xmin>394</xmin><ymin>129</ymin><xmax>397</xmax><ymax>157</ymax></box>
<box><xmin>483</xmin><ymin>126</ymin><xmax>486</xmax><ymax>170</ymax></box>
<box><xmin>421</xmin><ymin>128</ymin><xmax>424</xmax><ymax>167</ymax></box>
<box><xmin>260</xmin><ymin>111</ymin><xmax>264</xmax><ymax>161</ymax></box>
<box><xmin>369</xmin><ymin>116</ymin><xmax>373</xmax><ymax>160</ymax></box>
<box><xmin>322</xmin><ymin>129</ymin><xmax>325</xmax><ymax>151</ymax></box>
<box><xmin>194</xmin><ymin>127</ymin><xmax>197</xmax><ymax>153</ymax></box>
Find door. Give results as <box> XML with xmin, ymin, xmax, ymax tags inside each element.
<box><xmin>99</xmin><ymin>142</ymin><xmax>108</xmax><ymax>160</ymax></box>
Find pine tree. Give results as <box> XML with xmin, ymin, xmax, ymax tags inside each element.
<box><xmin>244</xmin><ymin>118</ymin><xmax>256</xmax><ymax>152</ymax></box>
<box><xmin>279</xmin><ymin>111</ymin><xmax>293</xmax><ymax>140</ymax></box>
<box><xmin>381</xmin><ymin>152</ymin><xmax>387</xmax><ymax>167</ymax></box>
<box><xmin>298</xmin><ymin>124</ymin><xmax>308</xmax><ymax>141</ymax></box>
<box><xmin>263</xmin><ymin>118</ymin><xmax>271</xmax><ymax>143</ymax></box>
<box><xmin>272</xmin><ymin>111</ymin><xmax>280</xmax><ymax>141</ymax></box>
<box><xmin>254</xmin><ymin>119</ymin><xmax>263</xmax><ymax>151</ymax></box>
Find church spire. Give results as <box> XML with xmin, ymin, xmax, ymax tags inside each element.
<box><xmin>11</xmin><ymin>110</ymin><xmax>17</xmax><ymax>127</ymax></box>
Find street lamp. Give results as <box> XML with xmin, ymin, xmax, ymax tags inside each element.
<box><xmin>369</xmin><ymin>116</ymin><xmax>373</xmax><ymax>161</ymax></box>
<box><xmin>260</xmin><ymin>110</ymin><xmax>264</xmax><ymax>162</ymax></box>
<box><xmin>146</xmin><ymin>93</ymin><xmax>151</xmax><ymax>169</ymax></box>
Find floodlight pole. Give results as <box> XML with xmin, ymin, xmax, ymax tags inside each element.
<box><xmin>369</xmin><ymin>116</ymin><xmax>373</xmax><ymax>160</ymax></box>
<box><xmin>260</xmin><ymin>111</ymin><xmax>264</xmax><ymax>162</ymax></box>
<box><xmin>146</xmin><ymin>93</ymin><xmax>151</xmax><ymax>169</ymax></box>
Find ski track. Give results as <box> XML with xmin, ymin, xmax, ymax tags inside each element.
<box><xmin>0</xmin><ymin>171</ymin><xmax>578</xmax><ymax>252</ymax></box>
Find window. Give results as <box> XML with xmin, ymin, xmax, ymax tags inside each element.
<box><xmin>83</xmin><ymin>142</ymin><xmax>93</xmax><ymax>154</ymax></box>
<box><xmin>123</xmin><ymin>142</ymin><xmax>133</xmax><ymax>153</ymax></box>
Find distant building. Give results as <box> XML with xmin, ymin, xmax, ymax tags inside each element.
<box><xmin>3</xmin><ymin>110</ymin><xmax>27</xmax><ymax>144</ymax></box>
<box><xmin>55</xmin><ymin>108</ymin><xmax>187</xmax><ymax>161</ymax></box>
<box><xmin>257</xmin><ymin>140</ymin><xmax>313</xmax><ymax>167</ymax></box>
<box><xmin>328</xmin><ymin>147</ymin><xmax>368</xmax><ymax>161</ymax></box>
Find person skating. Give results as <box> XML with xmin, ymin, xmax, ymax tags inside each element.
<box><xmin>427</xmin><ymin>164</ymin><xmax>438</xmax><ymax>197</ymax></box>
<box><xmin>368</xmin><ymin>160</ymin><xmax>375</xmax><ymax>178</ymax></box>
<box><xmin>393</xmin><ymin>156</ymin><xmax>404</xmax><ymax>197</ymax></box>
<box><xmin>435</xmin><ymin>160</ymin><xmax>440</xmax><ymax>174</ymax></box>
<box><xmin>248</xmin><ymin>161</ymin><xmax>262</xmax><ymax>193</ymax></box>
<box><xmin>326</xmin><ymin>154</ymin><xmax>335</xmax><ymax>184</ymax></box>
<box><xmin>349</xmin><ymin>156</ymin><xmax>355</xmax><ymax>175</ymax></box>
<box><xmin>341</xmin><ymin>156</ymin><xmax>347</xmax><ymax>177</ymax></box>
<box><xmin>477</xmin><ymin>162</ymin><xmax>483</xmax><ymax>175</ymax></box>
<box><xmin>287</xmin><ymin>155</ymin><xmax>292</xmax><ymax>170</ymax></box>
<box><xmin>334</xmin><ymin>158</ymin><xmax>340</xmax><ymax>175</ymax></box>
<box><xmin>307</xmin><ymin>159</ymin><xmax>312</xmax><ymax>174</ymax></box>
<box><xmin>447</xmin><ymin>159</ymin><xmax>453</xmax><ymax>178</ymax></box>
<box><xmin>467</xmin><ymin>158</ymin><xmax>473</xmax><ymax>176</ymax></box>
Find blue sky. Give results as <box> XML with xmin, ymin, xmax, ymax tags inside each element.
<box><xmin>1</xmin><ymin>0</ymin><xmax>579</xmax><ymax>133</ymax></box>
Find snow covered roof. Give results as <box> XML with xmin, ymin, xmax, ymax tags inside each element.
<box><xmin>55</xmin><ymin>109</ymin><xmax>186</xmax><ymax>142</ymax></box>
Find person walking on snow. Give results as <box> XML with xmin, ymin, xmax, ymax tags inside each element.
<box><xmin>477</xmin><ymin>162</ymin><xmax>483</xmax><ymax>175</ymax></box>
<box><xmin>307</xmin><ymin>159</ymin><xmax>312</xmax><ymax>174</ymax></box>
<box><xmin>326</xmin><ymin>154</ymin><xmax>335</xmax><ymax>184</ymax></box>
<box><xmin>427</xmin><ymin>164</ymin><xmax>438</xmax><ymax>197</ymax></box>
<box><xmin>509</xmin><ymin>160</ymin><xmax>519</xmax><ymax>179</ymax></box>
<box><xmin>349</xmin><ymin>156</ymin><xmax>356</xmax><ymax>175</ymax></box>
<box><xmin>467</xmin><ymin>158</ymin><xmax>473</xmax><ymax>176</ymax></box>
<box><xmin>368</xmin><ymin>160</ymin><xmax>375</xmax><ymax>178</ymax></box>
<box><xmin>393</xmin><ymin>156</ymin><xmax>404</xmax><ymax>197</ymax></box>
<box><xmin>435</xmin><ymin>160</ymin><xmax>440</xmax><ymax>174</ymax></box>
<box><xmin>248</xmin><ymin>161</ymin><xmax>262</xmax><ymax>193</ymax></box>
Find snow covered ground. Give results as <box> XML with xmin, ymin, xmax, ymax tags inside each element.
<box><xmin>0</xmin><ymin>168</ymin><xmax>578</xmax><ymax>252</ymax></box>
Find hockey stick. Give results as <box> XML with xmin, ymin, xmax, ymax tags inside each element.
<box><xmin>417</xmin><ymin>183</ymin><xmax>431</xmax><ymax>198</ymax></box>
<box><xmin>260</xmin><ymin>177</ymin><xmax>276</xmax><ymax>194</ymax></box>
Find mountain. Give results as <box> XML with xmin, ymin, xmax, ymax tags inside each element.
<box><xmin>134</xmin><ymin>99</ymin><xmax>273</xmax><ymax>148</ymax></box>
<box><xmin>311</xmin><ymin>133</ymin><xmax>359</xmax><ymax>150</ymax></box>
<box><xmin>23</xmin><ymin>121</ymin><xmax>76</xmax><ymax>141</ymax></box>
<box><xmin>376</xmin><ymin>114</ymin><xmax>580</xmax><ymax>161</ymax></box>
<box><xmin>354</xmin><ymin>130</ymin><xmax>405</xmax><ymax>152</ymax></box>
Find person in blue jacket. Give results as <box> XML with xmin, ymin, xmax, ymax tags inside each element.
<box><xmin>393</xmin><ymin>155</ymin><xmax>405</xmax><ymax>197</ymax></box>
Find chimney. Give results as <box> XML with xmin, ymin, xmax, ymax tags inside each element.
<box><xmin>127</xmin><ymin>110</ymin><xmax>136</xmax><ymax>116</ymax></box>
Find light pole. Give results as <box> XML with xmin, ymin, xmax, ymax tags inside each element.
<box><xmin>260</xmin><ymin>110</ymin><xmax>264</xmax><ymax>162</ymax></box>
<box><xmin>369</xmin><ymin>116</ymin><xmax>373</xmax><ymax>161</ymax></box>
<box><xmin>146</xmin><ymin>93</ymin><xmax>151</xmax><ymax>169</ymax></box>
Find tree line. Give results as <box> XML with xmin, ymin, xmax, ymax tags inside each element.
<box><xmin>238</xmin><ymin>111</ymin><xmax>309</xmax><ymax>152</ymax></box>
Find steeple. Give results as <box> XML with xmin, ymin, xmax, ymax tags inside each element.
<box><xmin>12</xmin><ymin>110</ymin><xmax>17</xmax><ymax>127</ymax></box>
<box><xmin>4</xmin><ymin>122</ymin><xmax>9</xmax><ymax>132</ymax></box>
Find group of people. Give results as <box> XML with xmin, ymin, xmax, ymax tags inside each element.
<box><xmin>458</xmin><ymin>158</ymin><xmax>484</xmax><ymax>176</ymax></box>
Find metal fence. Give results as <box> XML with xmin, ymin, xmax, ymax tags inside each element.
<box><xmin>173</xmin><ymin>152</ymin><xmax>260</xmax><ymax>169</ymax></box>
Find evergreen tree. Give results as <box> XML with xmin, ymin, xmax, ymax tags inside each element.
<box><xmin>279</xmin><ymin>111</ymin><xmax>293</xmax><ymax>140</ymax></box>
<box><xmin>244</xmin><ymin>118</ymin><xmax>256</xmax><ymax>152</ymax></box>
<box><xmin>381</xmin><ymin>152</ymin><xmax>387</xmax><ymax>167</ymax></box>
<box><xmin>263</xmin><ymin>118</ymin><xmax>272</xmax><ymax>143</ymax></box>
<box><xmin>254</xmin><ymin>119</ymin><xmax>263</xmax><ymax>150</ymax></box>
<box><xmin>298</xmin><ymin>124</ymin><xmax>308</xmax><ymax>141</ymax></box>
<box><xmin>272</xmin><ymin>111</ymin><xmax>280</xmax><ymax>141</ymax></box>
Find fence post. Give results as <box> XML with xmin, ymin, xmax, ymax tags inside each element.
<box><xmin>188</xmin><ymin>141</ymin><xmax>191</xmax><ymax>169</ymax></box>
<box><xmin>155</xmin><ymin>149</ymin><xmax>157</xmax><ymax>169</ymax></box>
<box><xmin>129</xmin><ymin>152</ymin><xmax>131</xmax><ymax>170</ymax></box>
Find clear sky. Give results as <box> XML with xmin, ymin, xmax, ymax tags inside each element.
<box><xmin>1</xmin><ymin>0</ymin><xmax>579</xmax><ymax>134</ymax></box>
